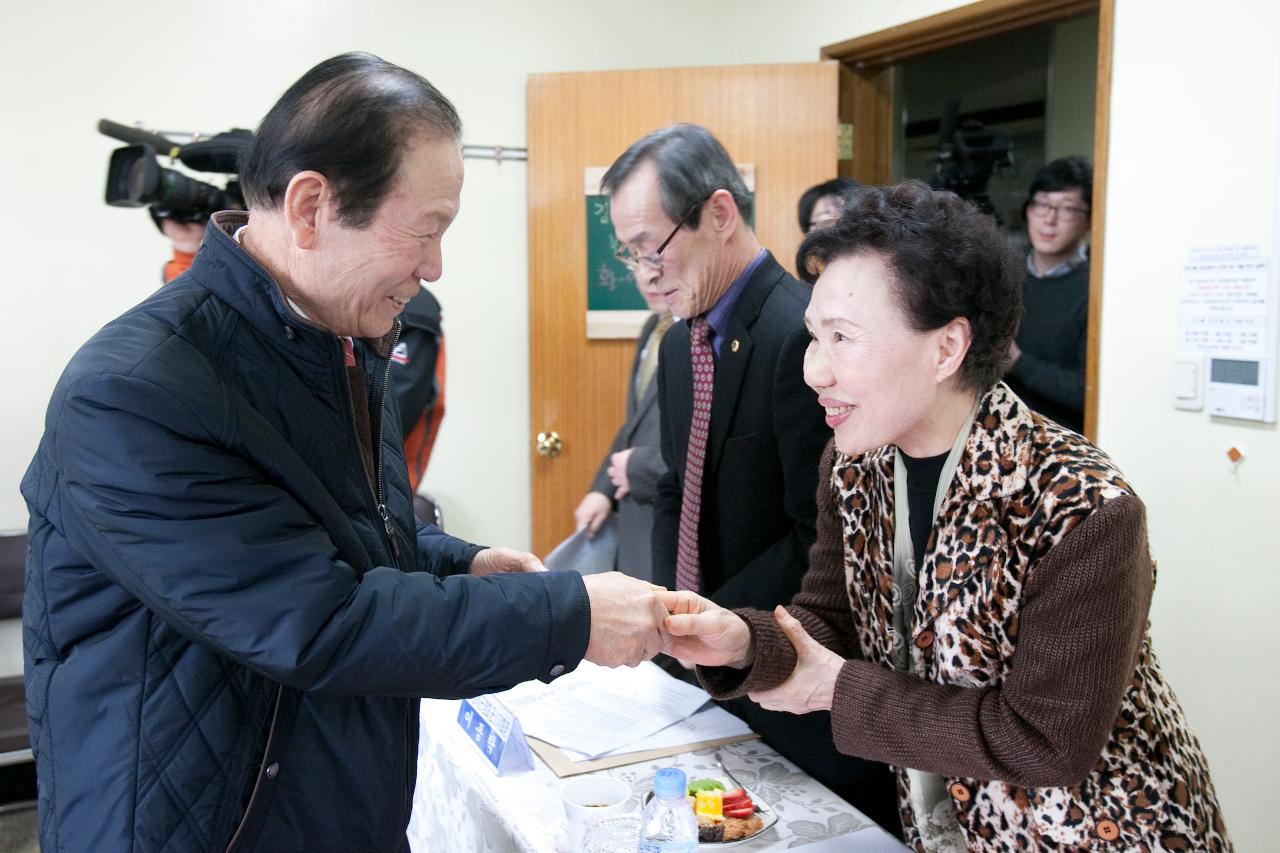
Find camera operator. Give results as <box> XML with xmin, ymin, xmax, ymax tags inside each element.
<box><xmin>158</xmin><ymin>218</ymin><xmax>206</xmax><ymax>283</ymax></box>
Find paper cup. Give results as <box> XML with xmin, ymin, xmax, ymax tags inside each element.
<box><xmin>561</xmin><ymin>775</ymin><xmax>632</xmax><ymax>849</ymax></box>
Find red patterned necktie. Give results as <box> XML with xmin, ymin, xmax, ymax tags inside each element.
<box><xmin>676</xmin><ymin>317</ymin><xmax>714</xmax><ymax>592</ymax></box>
<box><xmin>342</xmin><ymin>337</ymin><xmax>357</xmax><ymax>367</ymax></box>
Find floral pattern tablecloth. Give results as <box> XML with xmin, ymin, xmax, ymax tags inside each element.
<box><xmin>407</xmin><ymin>699</ymin><xmax>907</xmax><ymax>852</ymax></box>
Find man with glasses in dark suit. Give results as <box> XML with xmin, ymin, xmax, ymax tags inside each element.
<box><xmin>601</xmin><ymin>123</ymin><xmax>900</xmax><ymax>838</ymax></box>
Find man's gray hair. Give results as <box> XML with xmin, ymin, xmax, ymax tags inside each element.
<box><xmin>600</xmin><ymin>123</ymin><xmax>752</xmax><ymax>229</ymax></box>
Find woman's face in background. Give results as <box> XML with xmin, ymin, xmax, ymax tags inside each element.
<box><xmin>806</xmin><ymin>194</ymin><xmax>844</xmax><ymax>232</ymax></box>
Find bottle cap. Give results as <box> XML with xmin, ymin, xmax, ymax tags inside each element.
<box><xmin>653</xmin><ymin>767</ymin><xmax>687</xmax><ymax>799</ymax></box>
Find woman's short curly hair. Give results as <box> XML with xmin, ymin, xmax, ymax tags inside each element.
<box><xmin>797</xmin><ymin>180</ymin><xmax>1023</xmax><ymax>393</ymax></box>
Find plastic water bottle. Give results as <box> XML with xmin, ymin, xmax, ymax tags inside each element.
<box><xmin>636</xmin><ymin>767</ymin><xmax>698</xmax><ymax>852</ymax></box>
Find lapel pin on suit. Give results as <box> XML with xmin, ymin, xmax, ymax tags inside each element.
<box><xmin>730</xmin><ymin>339</ymin><xmax>740</xmax><ymax>353</ymax></box>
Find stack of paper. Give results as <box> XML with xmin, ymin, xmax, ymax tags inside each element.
<box><xmin>560</xmin><ymin>702</ymin><xmax>753</xmax><ymax>761</ymax></box>
<box><xmin>489</xmin><ymin>661</ymin><xmax>756</xmax><ymax>777</ymax></box>
<box><xmin>495</xmin><ymin>661</ymin><xmax>710</xmax><ymax>758</ymax></box>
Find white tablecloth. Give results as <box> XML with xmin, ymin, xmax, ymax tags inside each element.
<box><xmin>407</xmin><ymin>698</ymin><xmax>907</xmax><ymax>852</ymax></box>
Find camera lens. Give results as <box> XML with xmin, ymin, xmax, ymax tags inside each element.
<box><xmin>128</xmin><ymin>158</ymin><xmax>155</xmax><ymax>204</ymax></box>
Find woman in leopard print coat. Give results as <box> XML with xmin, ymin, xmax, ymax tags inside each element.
<box><xmin>665</xmin><ymin>182</ymin><xmax>1230</xmax><ymax>851</ymax></box>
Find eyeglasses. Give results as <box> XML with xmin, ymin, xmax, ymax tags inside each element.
<box><xmin>614</xmin><ymin>196</ymin><xmax>709</xmax><ymax>272</ymax></box>
<box><xmin>1027</xmin><ymin>199</ymin><xmax>1088</xmax><ymax>222</ymax></box>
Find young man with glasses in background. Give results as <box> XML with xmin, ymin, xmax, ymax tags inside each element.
<box><xmin>1005</xmin><ymin>156</ymin><xmax>1093</xmax><ymax>433</ymax></box>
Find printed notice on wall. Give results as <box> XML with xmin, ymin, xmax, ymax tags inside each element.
<box><xmin>1176</xmin><ymin>245</ymin><xmax>1277</xmax><ymax>421</ymax></box>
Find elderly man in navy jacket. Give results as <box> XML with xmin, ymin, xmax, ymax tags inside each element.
<box><xmin>21</xmin><ymin>53</ymin><xmax>667</xmax><ymax>853</ymax></box>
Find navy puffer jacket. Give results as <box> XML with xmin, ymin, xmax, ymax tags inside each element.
<box><xmin>21</xmin><ymin>212</ymin><xmax>590</xmax><ymax>852</ymax></box>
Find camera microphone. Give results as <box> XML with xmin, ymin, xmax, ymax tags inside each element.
<box><xmin>97</xmin><ymin>119</ymin><xmax>181</xmax><ymax>157</ymax></box>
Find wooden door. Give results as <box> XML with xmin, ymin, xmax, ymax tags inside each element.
<box><xmin>528</xmin><ymin>63</ymin><xmax>839</xmax><ymax>556</ymax></box>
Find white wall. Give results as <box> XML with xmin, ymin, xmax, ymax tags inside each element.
<box><xmin>3</xmin><ymin>0</ymin><xmax>1275</xmax><ymax>845</ymax></box>
<box><xmin>1100</xmin><ymin>2</ymin><xmax>1280</xmax><ymax>847</ymax></box>
<box><xmin>725</xmin><ymin>0</ymin><xmax>971</xmax><ymax>64</ymax></box>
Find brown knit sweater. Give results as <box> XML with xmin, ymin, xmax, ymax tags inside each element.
<box><xmin>701</xmin><ymin>454</ymin><xmax>1150</xmax><ymax>785</ymax></box>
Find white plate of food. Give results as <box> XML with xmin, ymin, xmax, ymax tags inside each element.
<box><xmin>644</xmin><ymin>775</ymin><xmax>778</xmax><ymax>847</ymax></box>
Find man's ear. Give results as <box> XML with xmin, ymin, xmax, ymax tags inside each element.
<box><xmin>935</xmin><ymin>316</ymin><xmax>972</xmax><ymax>384</ymax></box>
<box><xmin>706</xmin><ymin>188</ymin><xmax>740</xmax><ymax>239</ymax></box>
<box><xmin>281</xmin><ymin>171</ymin><xmax>331</xmax><ymax>250</ymax></box>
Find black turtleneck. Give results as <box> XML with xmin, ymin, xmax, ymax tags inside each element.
<box><xmin>900</xmin><ymin>449</ymin><xmax>949</xmax><ymax>565</ymax></box>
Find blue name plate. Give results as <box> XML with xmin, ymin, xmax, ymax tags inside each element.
<box><xmin>457</xmin><ymin>695</ymin><xmax>535</xmax><ymax>775</ymax></box>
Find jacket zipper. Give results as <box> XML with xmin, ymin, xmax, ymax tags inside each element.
<box><xmin>343</xmin><ymin>320</ymin><xmax>403</xmax><ymax>565</ymax></box>
<box><xmin>375</xmin><ymin>321</ymin><xmax>402</xmax><ymax>559</ymax></box>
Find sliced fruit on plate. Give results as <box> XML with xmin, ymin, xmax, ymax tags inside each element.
<box><xmin>694</xmin><ymin>789</ymin><xmax>723</xmax><ymax>818</ymax></box>
<box><xmin>687</xmin><ymin>778</ymin><xmax>726</xmax><ymax>794</ymax></box>
<box><xmin>721</xmin><ymin>788</ymin><xmax>754</xmax><ymax>814</ymax></box>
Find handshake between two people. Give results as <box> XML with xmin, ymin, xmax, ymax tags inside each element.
<box><xmin>579</xmin><ymin>575</ymin><xmax>844</xmax><ymax>717</ymax></box>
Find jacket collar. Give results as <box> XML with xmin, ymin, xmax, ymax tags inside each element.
<box><xmin>707</xmin><ymin>252</ymin><xmax>787</xmax><ymax>469</ymax></box>
<box><xmin>835</xmin><ymin>382</ymin><xmax>1036</xmax><ymax>501</ymax></box>
<box><xmin>950</xmin><ymin>382</ymin><xmax>1037</xmax><ymax>501</ymax></box>
<box><xmin>195</xmin><ymin>212</ymin><xmax>397</xmax><ymax>362</ymax></box>
<box><xmin>719</xmin><ymin>250</ymin><xmax>785</xmax><ymax>332</ymax></box>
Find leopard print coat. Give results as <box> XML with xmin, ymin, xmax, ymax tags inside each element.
<box><xmin>831</xmin><ymin>384</ymin><xmax>1229</xmax><ymax>851</ymax></box>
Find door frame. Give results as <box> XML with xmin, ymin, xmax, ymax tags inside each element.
<box><xmin>823</xmin><ymin>0</ymin><xmax>1113</xmax><ymax>440</ymax></box>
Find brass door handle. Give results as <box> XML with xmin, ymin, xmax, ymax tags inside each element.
<box><xmin>535</xmin><ymin>430</ymin><xmax>563</xmax><ymax>458</ymax></box>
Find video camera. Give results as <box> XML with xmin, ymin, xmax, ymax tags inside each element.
<box><xmin>929</xmin><ymin>97</ymin><xmax>1014</xmax><ymax>224</ymax></box>
<box><xmin>99</xmin><ymin>119</ymin><xmax>252</xmax><ymax>226</ymax></box>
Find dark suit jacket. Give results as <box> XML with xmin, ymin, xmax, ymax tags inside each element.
<box><xmin>652</xmin><ymin>252</ymin><xmax>828</xmax><ymax>610</ymax></box>
<box><xmin>591</xmin><ymin>312</ymin><xmax>667</xmax><ymax>581</ymax></box>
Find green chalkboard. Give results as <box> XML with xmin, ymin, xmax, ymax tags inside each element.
<box><xmin>586</xmin><ymin>195</ymin><xmax>645</xmax><ymax>311</ymax></box>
